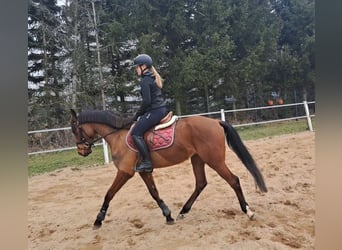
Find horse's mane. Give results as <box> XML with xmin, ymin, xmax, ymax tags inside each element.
<box><xmin>78</xmin><ymin>110</ymin><xmax>133</xmax><ymax>129</ymax></box>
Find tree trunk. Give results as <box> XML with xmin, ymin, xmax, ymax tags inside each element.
<box><xmin>302</xmin><ymin>87</ymin><xmax>307</xmax><ymax>101</ymax></box>
<box><xmin>42</xmin><ymin>25</ymin><xmax>48</xmax><ymax>85</ymax></box>
<box><xmin>91</xmin><ymin>1</ymin><xmax>106</xmax><ymax>110</ymax></box>
<box><xmin>204</xmin><ymin>83</ymin><xmax>209</xmax><ymax>112</ymax></box>
<box><xmin>71</xmin><ymin>1</ymin><xmax>79</xmax><ymax>110</ymax></box>
<box><xmin>175</xmin><ymin>98</ymin><xmax>182</xmax><ymax>116</ymax></box>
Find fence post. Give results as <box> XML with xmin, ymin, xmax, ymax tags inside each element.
<box><xmin>220</xmin><ymin>109</ymin><xmax>226</xmax><ymax>121</ymax></box>
<box><xmin>102</xmin><ymin>139</ymin><xmax>110</xmax><ymax>164</ymax></box>
<box><xmin>303</xmin><ymin>101</ymin><xmax>313</xmax><ymax>131</ymax></box>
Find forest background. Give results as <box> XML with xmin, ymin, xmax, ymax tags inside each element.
<box><xmin>28</xmin><ymin>0</ymin><xmax>315</xmax><ymax>131</ymax></box>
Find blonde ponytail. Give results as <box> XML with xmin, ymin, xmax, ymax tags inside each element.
<box><xmin>151</xmin><ymin>66</ymin><xmax>163</xmax><ymax>88</ymax></box>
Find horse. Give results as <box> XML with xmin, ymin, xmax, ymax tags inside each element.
<box><xmin>70</xmin><ymin>109</ymin><xmax>267</xmax><ymax>228</ymax></box>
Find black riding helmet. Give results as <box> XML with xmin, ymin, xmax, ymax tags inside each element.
<box><xmin>133</xmin><ymin>54</ymin><xmax>153</xmax><ymax>68</ymax></box>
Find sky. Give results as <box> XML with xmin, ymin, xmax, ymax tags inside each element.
<box><xmin>57</xmin><ymin>0</ymin><xmax>66</xmax><ymax>6</ymax></box>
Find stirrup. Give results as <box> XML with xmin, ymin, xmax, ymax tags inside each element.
<box><xmin>134</xmin><ymin>166</ymin><xmax>153</xmax><ymax>173</ymax></box>
<box><xmin>134</xmin><ymin>162</ymin><xmax>153</xmax><ymax>173</ymax></box>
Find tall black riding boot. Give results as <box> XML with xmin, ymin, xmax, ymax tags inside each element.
<box><xmin>132</xmin><ymin>135</ymin><xmax>153</xmax><ymax>173</ymax></box>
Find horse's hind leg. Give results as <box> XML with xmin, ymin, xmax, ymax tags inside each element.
<box><xmin>139</xmin><ymin>172</ymin><xmax>175</xmax><ymax>224</ymax></box>
<box><xmin>212</xmin><ymin>163</ymin><xmax>255</xmax><ymax>219</ymax></box>
<box><xmin>94</xmin><ymin>170</ymin><xmax>132</xmax><ymax>228</ymax></box>
<box><xmin>178</xmin><ymin>154</ymin><xmax>207</xmax><ymax>219</ymax></box>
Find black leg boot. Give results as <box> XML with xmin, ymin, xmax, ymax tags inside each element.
<box><xmin>132</xmin><ymin>135</ymin><xmax>153</xmax><ymax>173</ymax></box>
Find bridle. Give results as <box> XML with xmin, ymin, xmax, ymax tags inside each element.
<box><xmin>72</xmin><ymin>113</ymin><xmax>133</xmax><ymax>150</ymax></box>
<box><xmin>75</xmin><ymin>124</ymin><xmax>118</xmax><ymax>149</ymax></box>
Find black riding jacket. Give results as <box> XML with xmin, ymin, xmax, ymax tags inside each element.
<box><xmin>135</xmin><ymin>71</ymin><xmax>166</xmax><ymax>118</ymax></box>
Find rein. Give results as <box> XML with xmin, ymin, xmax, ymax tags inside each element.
<box><xmin>76</xmin><ymin>127</ymin><xmax>118</xmax><ymax>148</ymax></box>
<box><xmin>76</xmin><ymin>121</ymin><xmax>132</xmax><ymax>148</ymax></box>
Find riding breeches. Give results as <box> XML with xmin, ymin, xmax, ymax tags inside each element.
<box><xmin>131</xmin><ymin>107</ymin><xmax>169</xmax><ymax>137</ymax></box>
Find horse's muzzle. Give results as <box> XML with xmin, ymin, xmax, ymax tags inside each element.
<box><xmin>77</xmin><ymin>145</ymin><xmax>92</xmax><ymax>157</ymax></box>
<box><xmin>78</xmin><ymin>150</ymin><xmax>91</xmax><ymax>157</ymax></box>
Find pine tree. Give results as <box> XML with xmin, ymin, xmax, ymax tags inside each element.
<box><xmin>28</xmin><ymin>0</ymin><xmax>65</xmax><ymax>129</ymax></box>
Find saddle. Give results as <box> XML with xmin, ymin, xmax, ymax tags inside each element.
<box><xmin>126</xmin><ymin>111</ymin><xmax>178</xmax><ymax>152</ymax></box>
<box><xmin>155</xmin><ymin>111</ymin><xmax>178</xmax><ymax>130</ymax></box>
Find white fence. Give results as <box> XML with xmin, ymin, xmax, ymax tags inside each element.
<box><xmin>28</xmin><ymin>101</ymin><xmax>315</xmax><ymax>164</ymax></box>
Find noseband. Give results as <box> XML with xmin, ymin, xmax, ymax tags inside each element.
<box><xmin>76</xmin><ymin>126</ymin><xmax>95</xmax><ymax>149</ymax></box>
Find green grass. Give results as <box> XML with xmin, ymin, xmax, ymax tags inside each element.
<box><xmin>28</xmin><ymin>119</ymin><xmax>314</xmax><ymax>176</ymax></box>
<box><xmin>28</xmin><ymin>146</ymin><xmax>105</xmax><ymax>176</ymax></box>
<box><xmin>236</xmin><ymin>119</ymin><xmax>314</xmax><ymax>141</ymax></box>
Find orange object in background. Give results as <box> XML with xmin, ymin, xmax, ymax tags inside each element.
<box><xmin>267</xmin><ymin>100</ymin><xmax>274</xmax><ymax>106</ymax></box>
<box><xmin>277</xmin><ymin>98</ymin><xmax>284</xmax><ymax>105</ymax></box>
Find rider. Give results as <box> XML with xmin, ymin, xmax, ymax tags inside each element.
<box><xmin>131</xmin><ymin>54</ymin><xmax>169</xmax><ymax>173</ymax></box>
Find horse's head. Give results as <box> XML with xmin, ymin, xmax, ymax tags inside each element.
<box><xmin>71</xmin><ymin>109</ymin><xmax>95</xmax><ymax>157</ymax></box>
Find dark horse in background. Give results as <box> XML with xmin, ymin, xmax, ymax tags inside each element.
<box><xmin>70</xmin><ymin>109</ymin><xmax>267</xmax><ymax>228</ymax></box>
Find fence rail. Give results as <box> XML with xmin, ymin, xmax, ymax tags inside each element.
<box><xmin>28</xmin><ymin>101</ymin><xmax>315</xmax><ymax>163</ymax></box>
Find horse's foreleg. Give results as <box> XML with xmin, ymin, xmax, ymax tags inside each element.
<box><xmin>139</xmin><ymin>172</ymin><xmax>174</xmax><ymax>225</ymax></box>
<box><xmin>94</xmin><ymin>170</ymin><xmax>132</xmax><ymax>228</ymax></box>
<box><xmin>178</xmin><ymin>155</ymin><xmax>207</xmax><ymax>219</ymax></box>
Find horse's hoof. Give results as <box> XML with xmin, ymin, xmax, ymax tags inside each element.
<box><xmin>166</xmin><ymin>220</ymin><xmax>175</xmax><ymax>225</ymax></box>
<box><xmin>247</xmin><ymin>212</ymin><xmax>255</xmax><ymax>220</ymax></box>
<box><xmin>246</xmin><ymin>206</ymin><xmax>255</xmax><ymax>220</ymax></box>
<box><xmin>177</xmin><ymin>214</ymin><xmax>185</xmax><ymax>220</ymax></box>
<box><xmin>93</xmin><ymin>220</ymin><xmax>102</xmax><ymax>229</ymax></box>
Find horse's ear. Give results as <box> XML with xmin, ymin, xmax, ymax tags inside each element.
<box><xmin>71</xmin><ymin>109</ymin><xmax>77</xmax><ymax>123</ymax></box>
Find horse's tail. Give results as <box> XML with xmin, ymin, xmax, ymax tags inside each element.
<box><xmin>219</xmin><ymin>121</ymin><xmax>268</xmax><ymax>193</ymax></box>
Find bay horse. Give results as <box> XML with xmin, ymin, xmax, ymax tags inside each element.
<box><xmin>70</xmin><ymin>109</ymin><xmax>267</xmax><ymax>228</ymax></box>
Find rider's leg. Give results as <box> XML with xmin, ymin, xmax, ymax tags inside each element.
<box><xmin>131</xmin><ymin>107</ymin><xmax>168</xmax><ymax>173</ymax></box>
